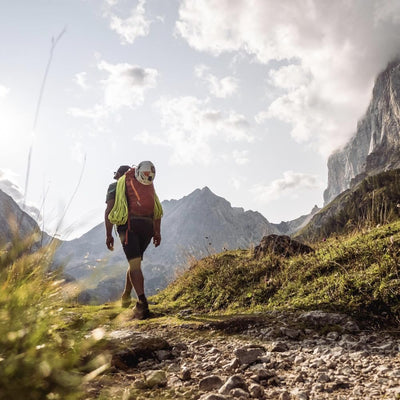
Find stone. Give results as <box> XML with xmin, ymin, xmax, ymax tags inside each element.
<box><xmin>298</xmin><ymin>310</ymin><xmax>347</xmax><ymax>327</ymax></box>
<box><xmin>219</xmin><ymin>375</ymin><xmax>249</xmax><ymax>395</ymax></box>
<box><xmin>181</xmin><ymin>366</ymin><xmax>192</xmax><ymax>381</ymax></box>
<box><xmin>155</xmin><ymin>349</ymin><xmax>172</xmax><ymax>361</ymax></box>
<box><xmin>280</xmin><ymin>327</ymin><xmax>302</xmax><ymax>339</ymax></box>
<box><xmin>199</xmin><ymin>375</ymin><xmax>224</xmax><ymax>391</ymax></box>
<box><xmin>249</xmin><ymin>383</ymin><xmax>265</xmax><ymax>399</ymax></box>
<box><xmin>230</xmin><ymin>388</ymin><xmax>250</xmax><ymax>398</ymax></box>
<box><xmin>144</xmin><ymin>370</ymin><xmax>167</xmax><ymax>388</ymax></box>
<box><xmin>225</xmin><ymin>358</ymin><xmax>240</xmax><ymax>371</ymax></box>
<box><xmin>279</xmin><ymin>391</ymin><xmax>291</xmax><ymax>400</ymax></box>
<box><xmin>270</xmin><ymin>341</ymin><xmax>289</xmax><ymax>352</ymax></box>
<box><xmin>316</xmin><ymin>372</ymin><xmax>330</xmax><ymax>383</ymax></box>
<box><xmin>326</xmin><ymin>331</ymin><xmax>340</xmax><ymax>340</ymax></box>
<box><xmin>199</xmin><ymin>394</ymin><xmax>227</xmax><ymax>400</ymax></box>
<box><xmin>234</xmin><ymin>347</ymin><xmax>264</xmax><ymax>365</ymax></box>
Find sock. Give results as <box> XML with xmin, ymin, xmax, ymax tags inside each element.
<box><xmin>138</xmin><ymin>294</ymin><xmax>147</xmax><ymax>304</ymax></box>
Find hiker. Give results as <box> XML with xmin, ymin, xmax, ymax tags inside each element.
<box><xmin>104</xmin><ymin>162</ymin><xmax>163</xmax><ymax>319</ymax></box>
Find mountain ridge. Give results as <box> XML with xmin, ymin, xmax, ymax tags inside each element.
<box><xmin>54</xmin><ymin>186</ymin><xmax>281</xmax><ymax>302</ymax></box>
<box><xmin>324</xmin><ymin>59</ymin><xmax>400</xmax><ymax>204</ymax></box>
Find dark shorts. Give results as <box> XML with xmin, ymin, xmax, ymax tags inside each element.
<box><xmin>117</xmin><ymin>217</ymin><xmax>154</xmax><ymax>261</ymax></box>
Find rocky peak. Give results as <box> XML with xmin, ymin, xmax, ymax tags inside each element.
<box><xmin>0</xmin><ymin>189</ymin><xmax>40</xmax><ymax>243</ymax></box>
<box><xmin>324</xmin><ymin>59</ymin><xmax>400</xmax><ymax>204</ymax></box>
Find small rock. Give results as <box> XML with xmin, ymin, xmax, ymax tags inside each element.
<box><xmin>249</xmin><ymin>383</ymin><xmax>265</xmax><ymax>399</ymax></box>
<box><xmin>292</xmin><ymin>390</ymin><xmax>309</xmax><ymax>400</ymax></box>
<box><xmin>155</xmin><ymin>349</ymin><xmax>172</xmax><ymax>361</ymax></box>
<box><xmin>199</xmin><ymin>394</ymin><xmax>227</xmax><ymax>400</ymax></box>
<box><xmin>270</xmin><ymin>342</ymin><xmax>289</xmax><ymax>352</ymax></box>
<box><xmin>280</xmin><ymin>327</ymin><xmax>301</xmax><ymax>339</ymax></box>
<box><xmin>181</xmin><ymin>366</ymin><xmax>191</xmax><ymax>381</ymax></box>
<box><xmin>144</xmin><ymin>370</ymin><xmax>167</xmax><ymax>388</ymax></box>
<box><xmin>133</xmin><ymin>379</ymin><xmax>147</xmax><ymax>389</ymax></box>
<box><xmin>279</xmin><ymin>391</ymin><xmax>291</xmax><ymax>400</ymax></box>
<box><xmin>344</xmin><ymin>320</ymin><xmax>360</xmax><ymax>332</ymax></box>
<box><xmin>230</xmin><ymin>388</ymin><xmax>250</xmax><ymax>398</ymax></box>
<box><xmin>326</xmin><ymin>331</ymin><xmax>340</xmax><ymax>340</ymax></box>
<box><xmin>225</xmin><ymin>358</ymin><xmax>240</xmax><ymax>371</ymax></box>
<box><xmin>234</xmin><ymin>347</ymin><xmax>264</xmax><ymax>365</ymax></box>
<box><xmin>199</xmin><ymin>375</ymin><xmax>224</xmax><ymax>391</ymax></box>
<box><xmin>293</xmin><ymin>355</ymin><xmax>304</xmax><ymax>365</ymax></box>
<box><xmin>316</xmin><ymin>372</ymin><xmax>330</xmax><ymax>383</ymax></box>
<box><xmin>219</xmin><ymin>375</ymin><xmax>249</xmax><ymax>395</ymax></box>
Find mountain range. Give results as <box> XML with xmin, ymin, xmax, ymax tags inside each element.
<box><xmin>0</xmin><ymin>184</ymin><xmax>318</xmax><ymax>303</ymax></box>
<box><xmin>54</xmin><ymin>186</ymin><xmax>319</xmax><ymax>303</ymax></box>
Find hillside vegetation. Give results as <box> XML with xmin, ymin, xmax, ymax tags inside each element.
<box><xmin>0</xmin><ymin>236</ymin><xmax>111</xmax><ymax>400</ymax></box>
<box><xmin>296</xmin><ymin>169</ymin><xmax>400</xmax><ymax>241</ymax></box>
<box><xmin>154</xmin><ymin>220</ymin><xmax>400</xmax><ymax>324</ymax></box>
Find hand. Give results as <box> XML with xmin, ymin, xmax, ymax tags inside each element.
<box><xmin>106</xmin><ymin>235</ymin><xmax>114</xmax><ymax>251</ymax></box>
<box><xmin>153</xmin><ymin>233</ymin><xmax>161</xmax><ymax>247</ymax></box>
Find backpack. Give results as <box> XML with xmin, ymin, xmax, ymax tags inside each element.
<box><xmin>125</xmin><ymin>168</ymin><xmax>155</xmax><ymax>217</ymax></box>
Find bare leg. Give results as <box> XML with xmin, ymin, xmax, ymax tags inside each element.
<box><xmin>122</xmin><ymin>269</ymin><xmax>133</xmax><ymax>298</ymax></box>
<box><xmin>127</xmin><ymin>257</ymin><xmax>145</xmax><ymax>298</ymax></box>
<box><xmin>128</xmin><ymin>257</ymin><xmax>149</xmax><ymax>319</ymax></box>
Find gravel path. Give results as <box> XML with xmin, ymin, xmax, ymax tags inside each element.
<box><xmin>85</xmin><ymin>310</ymin><xmax>400</xmax><ymax>400</ymax></box>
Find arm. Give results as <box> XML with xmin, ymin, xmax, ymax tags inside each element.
<box><xmin>105</xmin><ymin>199</ymin><xmax>115</xmax><ymax>250</ymax></box>
<box><xmin>153</xmin><ymin>192</ymin><xmax>162</xmax><ymax>247</ymax></box>
<box><xmin>153</xmin><ymin>218</ymin><xmax>161</xmax><ymax>247</ymax></box>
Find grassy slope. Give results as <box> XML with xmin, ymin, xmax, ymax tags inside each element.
<box><xmin>295</xmin><ymin>169</ymin><xmax>400</xmax><ymax>241</ymax></box>
<box><xmin>153</xmin><ymin>220</ymin><xmax>400</xmax><ymax>324</ymax></box>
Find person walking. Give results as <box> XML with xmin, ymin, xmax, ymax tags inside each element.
<box><xmin>104</xmin><ymin>161</ymin><xmax>163</xmax><ymax>319</ymax></box>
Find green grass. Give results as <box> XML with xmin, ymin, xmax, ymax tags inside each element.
<box><xmin>153</xmin><ymin>220</ymin><xmax>400</xmax><ymax>324</ymax></box>
<box><xmin>0</xmin><ymin>236</ymin><xmax>111</xmax><ymax>400</ymax></box>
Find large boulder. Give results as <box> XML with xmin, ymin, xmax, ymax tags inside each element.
<box><xmin>254</xmin><ymin>235</ymin><xmax>314</xmax><ymax>258</ymax></box>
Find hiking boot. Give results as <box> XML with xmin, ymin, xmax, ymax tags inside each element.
<box><xmin>121</xmin><ymin>294</ymin><xmax>131</xmax><ymax>308</ymax></box>
<box><xmin>132</xmin><ymin>301</ymin><xmax>150</xmax><ymax>320</ymax></box>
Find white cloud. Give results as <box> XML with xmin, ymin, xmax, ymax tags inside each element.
<box><xmin>74</xmin><ymin>72</ymin><xmax>89</xmax><ymax>90</ymax></box>
<box><xmin>268</xmin><ymin>64</ymin><xmax>311</xmax><ymax>90</ymax></box>
<box><xmin>68</xmin><ymin>104</ymin><xmax>109</xmax><ymax>122</ymax></box>
<box><xmin>176</xmin><ymin>0</ymin><xmax>400</xmax><ymax>155</ymax></box>
<box><xmin>68</xmin><ymin>60</ymin><xmax>158</xmax><ymax>122</ymax></box>
<box><xmin>0</xmin><ymin>84</ymin><xmax>10</xmax><ymax>99</ymax></box>
<box><xmin>134</xmin><ymin>96</ymin><xmax>253</xmax><ymax>165</ymax></box>
<box><xmin>251</xmin><ymin>171</ymin><xmax>320</xmax><ymax>203</ymax></box>
<box><xmin>232</xmin><ymin>149</ymin><xmax>249</xmax><ymax>165</ymax></box>
<box><xmin>230</xmin><ymin>177</ymin><xmax>242</xmax><ymax>190</ymax></box>
<box><xmin>195</xmin><ymin>65</ymin><xmax>239</xmax><ymax>98</ymax></box>
<box><xmin>70</xmin><ymin>141</ymin><xmax>85</xmax><ymax>164</ymax></box>
<box><xmin>108</xmin><ymin>0</ymin><xmax>151</xmax><ymax>44</ymax></box>
<box><xmin>98</xmin><ymin>60</ymin><xmax>158</xmax><ymax>109</ymax></box>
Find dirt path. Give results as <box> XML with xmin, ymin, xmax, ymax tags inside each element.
<box><xmin>84</xmin><ymin>310</ymin><xmax>400</xmax><ymax>400</ymax></box>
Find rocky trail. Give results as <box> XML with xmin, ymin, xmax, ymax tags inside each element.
<box><xmin>83</xmin><ymin>309</ymin><xmax>400</xmax><ymax>400</ymax></box>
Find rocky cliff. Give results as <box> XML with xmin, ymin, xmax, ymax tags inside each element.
<box><xmin>0</xmin><ymin>189</ymin><xmax>42</xmax><ymax>245</ymax></box>
<box><xmin>324</xmin><ymin>60</ymin><xmax>400</xmax><ymax>204</ymax></box>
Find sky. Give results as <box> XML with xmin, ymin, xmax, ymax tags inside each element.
<box><xmin>1</xmin><ymin>0</ymin><xmax>400</xmax><ymax>240</ymax></box>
